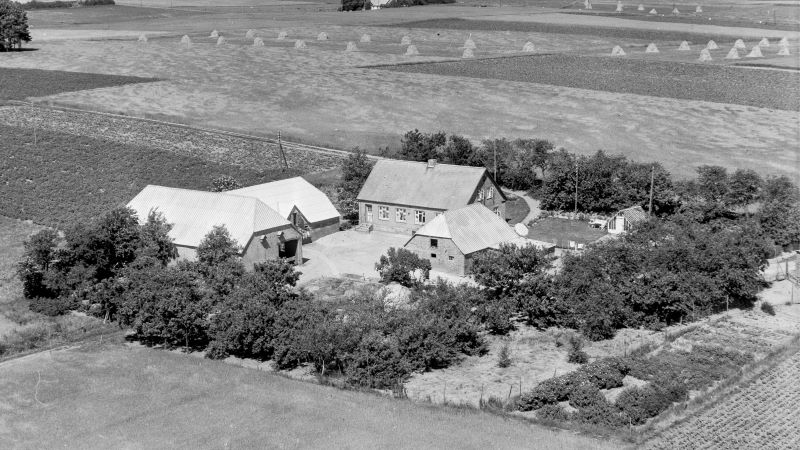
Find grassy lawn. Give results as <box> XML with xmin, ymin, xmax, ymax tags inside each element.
<box><xmin>0</xmin><ymin>124</ymin><xmax>301</xmax><ymax>228</ymax></box>
<box><xmin>528</xmin><ymin>217</ymin><xmax>607</xmax><ymax>248</ymax></box>
<box><xmin>504</xmin><ymin>193</ymin><xmax>531</xmax><ymax>225</ymax></box>
<box><xmin>0</xmin><ymin>67</ymin><xmax>155</xmax><ymax>102</ymax></box>
<box><xmin>0</xmin><ymin>341</ymin><xmax>622</xmax><ymax>449</ymax></box>
<box><xmin>0</xmin><ymin>216</ymin><xmax>44</xmax><ymax>336</ymax></box>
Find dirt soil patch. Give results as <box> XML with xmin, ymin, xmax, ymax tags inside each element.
<box><xmin>0</xmin><ymin>67</ymin><xmax>155</xmax><ymax>102</ymax></box>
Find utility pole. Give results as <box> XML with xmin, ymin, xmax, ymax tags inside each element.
<box><xmin>278</xmin><ymin>130</ymin><xmax>289</xmax><ymax>171</ymax></box>
<box><xmin>573</xmin><ymin>162</ymin><xmax>579</xmax><ymax>214</ymax></box>
<box><xmin>648</xmin><ymin>165</ymin><xmax>655</xmax><ymax>216</ymax></box>
<box><xmin>493</xmin><ymin>146</ymin><xmax>497</xmax><ymax>182</ymax></box>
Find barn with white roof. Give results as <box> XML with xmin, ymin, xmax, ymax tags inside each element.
<box><xmin>228</xmin><ymin>176</ymin><xmax>341</xmax><ymax>242</ymax></box>
<box><xmin>127</xmin><ymin>185</ymin><xmax>303</xmax><ymax>268</ymax></box>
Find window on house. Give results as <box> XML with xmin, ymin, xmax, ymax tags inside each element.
<box><xmin>415</xmin><ymin>210</ymin><xmax>426</xmax><ymax>224</ymax></box>
<box><xmin>494</xmin><ymin>206</ymin><xmax>501</xmax><ymax>217</ymax></box>
<box><xmin>448</xmin><ymin>256</ymin><xmax>454</xmax><ymax>261</ymax></box>
<box><xmin>396</xmin><ymin>208</ymin><xmax>408</xmax><ymax>223</ymax></box>
<box><xmin>379</xmin><ymin>206</ymin><xmax>390</xmax><ymax>220</ymax></box>
<box><xmin>477</xmin><ymin>189</ymin><xmax>484</xmax><ymax>201</ymax></box>
<box><xmin>487</xmin><ymin>187</ymin><xmax>494</xmax><ymax>199</ymax></box>
<box><xmin>430</xmin><ymin>239</ymin><xmax>438</xmax><ymax>248</ymax></box>
<box><xmin>431</xmin><ymin>253</ymin><xmax>437</xmax><ymax>258</ymax></box>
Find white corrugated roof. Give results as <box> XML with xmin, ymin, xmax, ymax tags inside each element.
<box><xmin>410</xmin><ymin>203</ymin><xmax>537</xmax><ymax>255</ymax></box>
<box><xmin>229</xmin><ymin>177</ymin><xmax>340</xmax><ymax>224</ymax></box>
<box><xmin>127</xmin><ymin>185</ymin><xmax>291</xmax><ymax>249</ymax></box>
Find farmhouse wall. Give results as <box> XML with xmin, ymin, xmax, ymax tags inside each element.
<box><xmin>359</xmin><ymin>202</ymin><xmax>444</xmax><ymax>234</ymax></box>
<box><xmin>468</xmin><ymin>175</ymin><xmax>506</xmax><ymax>220</ymax></box>
<box><xmin>243</xmin><ymin>226</ymin><xmax>304</xmax><ymax>268</ymax></box>
<box><xmin>309</xmin><ymin>216</ymin><xmax>341</xmax><ymax>241</ymax></box>
<box><xmin>405</xmin><ymin>235</ymin><xmax>466</xmax><ymax>276</ymax></box>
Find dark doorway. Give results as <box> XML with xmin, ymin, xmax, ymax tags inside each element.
<box><xmin>279</xmin><ymin>239</ymin><xmax>299</xmax><ymax>261</ymax></box>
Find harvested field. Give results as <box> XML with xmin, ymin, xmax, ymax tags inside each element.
<box><xmin>0</xmin><ymin>123</ymin><xmax>301</xmax><ymax>228</ymax></box>
<box><xmin>0</xmin><ymin>67</ymin><xmax>155</xmax><ymax>102</ymax></box>
<box><xmin>644</xmin><ymin>340</ymin><xmax>800</xmax><ymax>449</ymax></box>
<box><xmin>378</xmin><ymin>54</ymin><xmax>800</xmax><ymax>111</ymax></box>
<box><xmin>390</xmin><ymin>18</ymin><xmax>789</xmax><ymax>42</ymax></box>
<box><xmin>0</xmin><ymin>341</ymin><xmax>622</xmax><ymax>449</ymax></box>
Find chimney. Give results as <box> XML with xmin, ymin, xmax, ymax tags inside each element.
<box><xmin>427</xmin><ymin>159</ymin><xmax>437</xmax><ymax>169</ymax></box>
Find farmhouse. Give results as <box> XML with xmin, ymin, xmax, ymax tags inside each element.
<box><xmin>608</xmin><ymin>205</ymin><xmax>648</xmax><ymax>234</ymax></box>
<box><xmin>404</xmin><ymin>204</ymin><xmax>554</xmax><ymax>276</ymax></box>
<box><xmin>127</xmin><ymin>185</ymin><xmax>303</xmax><ymax>267</ymax></box>
<box><xmin>228</xmin><ymin>176</ymin><xmax>341</xmax><ymax>242</ymax></box>
<box><xmin>357</xmin><ymin>159</ymin><xmax>506</xmax><ymax>234</ymax></box>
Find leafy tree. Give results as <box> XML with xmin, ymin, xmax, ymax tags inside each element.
<box><xmin>755</xmin><ymin>176</ymin><xmax>800</xmax><ymax>247</ymax></box>
<box><xmin>375</xmin><ymin>247</ymin><xmax>431</xmax><ymax>287</ymax></box>
<box><xmin>399</xmin><ymin>129</ymin><xmax>446</xmax><ymax>162</ymax></box>
<box><xmin>695</xmin><ymin>165</ymin><xmax>729</xmax><ymax>204</ymax></box>
<box><xmin>341</xmin><ymin>0</ymin><xmax>371</xmax><ymax>10</ymax></box>
<box><xmin>0</xmin><ymin>0</ymin><xmax>31</xmax><ymax>51</ymax></box>
<box><xmin>137</xmin><ymin>210</ymin><xmax>178</xmax><ymax>265</ymax></box>
<box><xmin>471</xmin><ymin>243</ymin><xmax>552</xmax><ymax>298</ymax></box>
<box><xmin>196</xmin><ymin>225</ymin><xmax>240</xmax><ymax>267</ymax></box>
<box><xmin>210</xmin><ymin>175</ymin><xmax>242</xmax><ymax>192</ymax></box>
<box><xmin>502</xmin><ymin>138</ymin><xmax>554</xmax><ymax>191</ymax></box>
<box><xmin>337</xmin><ymin>147</ymin><xmax>374</xmax><ymax>220</ymax></box>
<box><xmin>727</xmin><ymin>169</ymin><xmax>763</xmax><ymax>212</ymax></box>
<box><xmin>439</xmin><ymin>134</ymin><xmax>477</xmax><ymax>166</ymax></box>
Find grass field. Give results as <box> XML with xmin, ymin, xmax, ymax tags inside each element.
<box><xmin>528</xmin><ymin>217</ymin><xmax>608</xmax><ymax>247</ymax></box>
<box><xmin>0</xmin><ymin>67</ymin><xmax>155</xmax><ymax>102</ymax></box>
<box><xmin>380</xmin><ymin>54</ymin><xmax>800</xmax><ymax>111</ymax></box>
<box><xmin>0</xmin><ymin>217</ymin><xmax>43</xmax><ymax>336</ymax></box>
<box><xmin>0</xmin><ymin>123</ymin><xmax>301</xmax><ymax>228</ymax></box>
<box><xmin>0</xmin><ymin>340</ymin><xmax>623</xmax><ymax>449</ymax></box>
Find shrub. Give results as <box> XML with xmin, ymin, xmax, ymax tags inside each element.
<box><xmin>577</xmin><ymin>357</ymin><xmax>629</xmax><ymax>389</ymax></box>
<box><xmin>536</xmin><ymin>404</ymin><xmax>571</xmax><ymax>422</ymax></box>
<box><xmin>375</xmin><ymin>247</ymin><xmax>431</xmax><ymax>287</ymax></box>
<box><xmin>344</xmin><ymin>331</ymin><xmax>412</xmax><ymax>389</ymax></box>
<box><xmin>210</xmin><ymin>175</ymin><xmax>242</xmax><ymax>192</ymax></box>
<box><xmin>497</xmin><ymin>343</ymin><xmax>512</xmax><ymax>368</ymax></box>
<box><xmin>567</xmin><ymin>334</ymin><xmax>589</xmax><ymax>364</ymax></box>
<box><xmin>761</xmin><ymin>302</ymin><xmax>775</xmax><ymax>316</ymax></box>
<box><xmin>28</xmin><ymin>296</ymin><xmax>75</xmax><ymax>316</ymax></box>
<box><xmin>568</xmin><ymin>382</ymin><xmax>604</xmax><ymax>409</ymax></box>
<box><xmin>574</xmin><ymin>398</ymin><xmax>628</xmax><ymax>428</ymax></box>
<box><xmin>517</xmin><ymin>376</ymin><xmax>573</xmax><ymax>411</ymax></box>
<box><xmin>616</xmin><ymin>379</ymin><xmax>688</xmax><ymax>425</ymax></box>
<box><xmin>341</xmin><ymin>0</ymin><xmax>370</xmax><ymax>10</ymax></box>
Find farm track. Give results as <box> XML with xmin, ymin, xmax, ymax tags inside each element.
<box><xmin>0</xmin><ymin>102</ymin><xmax>372</xmax><ymax>175</ymax></box>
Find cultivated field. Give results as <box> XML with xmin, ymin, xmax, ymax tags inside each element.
<box><xmin>0</xmin><ymin>340</ymin><xmax>623</xmax><ymax>449</ymax></box>
<box><xmin>0</xmin><ymin>4</ymin><xmax>795</xmax><ymax>178</ymax></box>
<box><xmin>0</xmin><ymin>67</ymin><xmax>154</xmax><ymax>102</ymax></box>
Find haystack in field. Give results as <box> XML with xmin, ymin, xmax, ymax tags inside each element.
<box><xmin>637</xmin><ymin>4</ymin><xmax>644</xmax><ymax>11</ymax></box>
<box><xmin>725</xmin><ymin>47</ymin><xmax>740</xmax><ymax>59</ymax></box>
<box><xmin>317</xmin><ymin>32</ymin><xmax>328</xmax><ymax>41</ymax></box>
<box><xmin>462</xmin><ymin>47</ymin><xmax>474</xmax><ymax>58</ymax></box>
<box><xmin>246</xmin><ymin>29</ymin><xmax>256</xmax><ymax>39</ymax></box>
<box><xmin>645</xmin><ymin>43</ymin><xmax>659</xmax><ymax>53</ymax></box>
<box><xmin>360</xmin><ymin>33</ymin><xmax>371</xmax><ymax>43</ymax></box>
<box><xmin>698</xmin><ymin>49</ymin><xmax>712</xmax><ymax>61</ymax></box>
<box><xmin>217</xmin><ymin>36</ymin><xmax>226</xmax><ymax>45</ymax></box>
<box><xmin>210</xmin><ymin>30</ymin><xmax>219</xmax><ymax>38</ymax></box>
<box><xmin>758</xmin><ymin>37</ymin><xmax>769</xmax><ymax>47</ymax></box>
<box><xmin>649</xmin><ymin>8</ymin><xmax>658</xmax><ymax>15</ymax></box>
<box><xmin>277</xmin><ymin>31</ymin><xmax>287</xmax><ymax>40</ymax></box>
<box><xmin>696</xmin><ymin>5</ymin><xmax>702</xmax><ymax>13</ymax></box>
<box><xmin>523</xmin><ymin>41</ymin><xmax>535</xmax><ymax>52</ymax></box>
<box><xmin>138</xmin><ymin>34</ymin><xmax>147</xmax><ymax>43</ymax></box>
<box><xmin>678</xmin><ymin>41</ymin><xmax>690</xmax><ymax>51</ymax></box>
<box><xmin>401</xmin><ymin>35</ymin><xmax>412</xmax><ymax>45</ymax></box>
<box><xmin>405</xmin><ymin>44</ymin><xmax>419</xmax><ymax>56</ymax></box>
<box><xmin>295</xmin><ymin>39</ymin><xmax>307</xmax><ymax>49</ymax></box>
<box><xmin>464</xmin><ymin>34</ymin><xmax>476</xmax><ymax>49</ymax></box>
<box><xmin>672</xmin><ymin>7</ymin><xmax>680</xmax><ymax>14</ymax></box>
<box><xmin>346</xmin><ymin>41</ymin><xmax>358</xmax><ymax>52</ymax></box>
<box><xmin>734</xmin><ymin>39</ymin><xmax>746</xmax><ymax>49</ymax></box>
<box><xmin>181</xmin><ymin>35</ymin><xmax>191</xmax><ymax>46</ymax></box>
<box><xmin>747</xmin><ymin>45</ymin><xmax>763</xmax><ymax>57</ymax></box>
<box><xmin>706</xmin><ymin>40</ymin><xmax>718</xmax><ymax>50</ymax></box>
<box><xmin>253</xmin><ymin>37</ymin><xmax>264</xmax><ymax>47</ymax></box>
<box><xmin>615</xmin><ymin>1</ymin><xmax>623</xmax><ymax>13</ymax></box>
<box><xmin>611</xmin><ymin>45</ymin><xmax>626</xmax><ymax>56</ymax></box>
<box><xmin>777</xmin><ymin>45</ymin><xmax>790</xmax><ymax>56</ymax></box>
<box><xmin>779</xmin><ymin>37</ymin><xmax>788</xmax><ymax>46</ymax></box>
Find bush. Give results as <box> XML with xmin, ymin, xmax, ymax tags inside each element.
<box><xmin>497</xmin><ymin>343</ymin><xmax>511</xmax><ymax>368</ymax></box>
<box><xmin>341</xmin><ymin>0</ymin><xmax>370</xmax><ymax>10</ymax></box>
<box><xmin>567</xmin><ymin>382</ymin><xmax>604</xmax><ymax>409</ymax></box>
<box><xmin>578</xmin><ymin>357</ymin><xmax>630</xmax><ymax>389</ymax></box>
<box><xmin>761</xmin><ymin>302</ymin><xmax>775</xmax><ymax>316</ymax></box>
<box><xmin>517</xmin><ymin>376</ymin><xmax>573</xmax><ymax>411</ymax></box>
<box><xmin>536</xmin><ymin>404</ymin><xmax>572</xmax><ymax>422</ymax></box>
<box><xmin>616</xmin><ymin>379</ymin><xmax>688</xmax><ymax>425</ymax></box>
<box><xmin>567</xmin><ymin>334</ymin><xmax>589</xmax><ymax>364</ymax></box>
<box><xmin>574</xmin><ymin>398</ymin><xmax>628</xmax><ymax>428</ymax></box>
<box><xmin>375</xmin><ymin>247</ymin><xmax>431</xmax><ymax>287</ymax></box>
<box><xmin>28</xmin><ymin>296</ymin><xmax>75</xmax><ymax>316</ymax></box>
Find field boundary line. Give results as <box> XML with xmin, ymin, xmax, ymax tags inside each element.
<box><xmin>5</xmin><ymin>100</ymin><xmax>385</xmax><ymax>162</ymax></box>
<box><xmin>0</xmin><ymin>328</ymin><xmax>126</xmax><ymax>368</ymax></box>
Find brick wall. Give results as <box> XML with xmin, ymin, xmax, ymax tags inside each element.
<box><xmin>468</xmin><ymin>175</ymin><xmax>507</xmax><ymax>220</ymax></box>
<box><xmin>359</xmin><ymin>202</ymin><xmax>444</xmax><ymax>235</ymax></box>
<box><xmin>405</xmin><ymin>235</ymin><xmax>466</xmax><ymax>276</ymax></box>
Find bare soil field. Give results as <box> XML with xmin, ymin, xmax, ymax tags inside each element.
<box><xmin>0</xmin><ymin>67</ymin><xmax>155</xmax><ymax>101</ymax></box>
<box><xmin>0</xmin><ymin>340</ymin><xmax>623</xmax><ymax>449</ymax></box>
<box><xmin>380</xmin><ymin>54</ymin><xmax>800</xmax><ymax>110</ymax></box>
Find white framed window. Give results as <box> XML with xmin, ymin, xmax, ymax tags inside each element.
<box><xmin>430</xmin><ymin>238</ymin><xmax>438</xmax><ymax>249</ymax></box>
<box><xmin>493</xmin><ymin>206</ymin><xmax>501</xmax><ymax>217</ymax></box>
<box><xmin>379</xmin><ymin>206</ymin><xmax>390</xmax><ymax>220</ymax></box>
<box><xmin>396</xmin><ymin>208</ymin><xmax>408</xmax><ymax>222</ymax></box>
<box><xmin>414</xmin><ymin>210</ymin><xmax>426</xmax><ymax>224</ymax></box>
<box><xmin>487</xmin><ymin>187</ymin><xmax>494</xmax><ymax>199</ymax></box>
<box><xmin>477</xmin><ymin>189</ymin><xmax>484</xmax><ymax>201</ymax></box>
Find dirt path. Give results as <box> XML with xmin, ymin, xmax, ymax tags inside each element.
<box><xmin>508</xmin><ymin>189</ymin><xmax>541</xmax><ymax>225</ymax></box>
